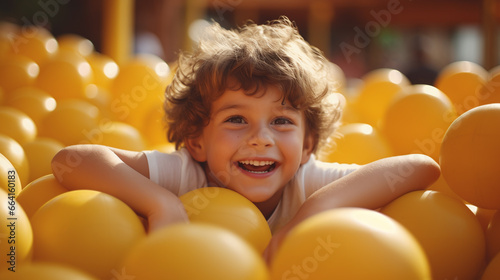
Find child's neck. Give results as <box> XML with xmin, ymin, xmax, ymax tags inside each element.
<box><xmin>253</xmin><ymin>188</ymin><xmax>283</xmax><ymax>219</ymax></box>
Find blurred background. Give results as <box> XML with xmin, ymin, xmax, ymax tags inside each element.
<box><xmin>0</xmin><ymin>0</ymin><xmax>496</xmax><ymax>83</ymax></box>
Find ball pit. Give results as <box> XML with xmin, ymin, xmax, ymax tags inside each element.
<box><xmin>0</xmin><ymin>22</ymin><xmax>499</xmax><ymax>279</ymax></box>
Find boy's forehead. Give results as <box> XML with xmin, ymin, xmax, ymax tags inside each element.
<box><xmin>212</xmin><ymin>85</ymin><xmax>297</xmax><ymax>113</ymax></box>
<box><xmin>217</xmin><ymin>84</ymin><xmax>285</xmax><ymax>103</ymax></box>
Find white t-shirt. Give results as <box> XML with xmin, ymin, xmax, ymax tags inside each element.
<box><xmin>144</xmin><ymin>148</ymin><xmax>360</xmax><ymax>232</ymax></box>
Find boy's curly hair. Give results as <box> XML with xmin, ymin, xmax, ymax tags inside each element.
<box><xmin>164</xmin><ymin>17</ymin><xmax>344</xmax><ymax>153</ymax></box>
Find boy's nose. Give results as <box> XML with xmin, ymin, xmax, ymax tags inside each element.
<box><xmin>248</xmin><ymin>124</ymin><xmax>274</xmax><ymax>148</ymax></box>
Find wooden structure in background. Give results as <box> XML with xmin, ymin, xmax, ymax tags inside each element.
<box><xmin>158</xmin><ymin>0</ymin><xmax>495</xmax><ymax>68</ymax></box>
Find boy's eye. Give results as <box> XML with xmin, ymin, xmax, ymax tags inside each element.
<box><xmin>225</xmin><ymin>116</ymin><xmax>246</xmax><ymax>124</ymax></box>
<box><xmin>271</xmin><ymin>117</ymin><xmax>293</xmax><ymax>125</ymax></box>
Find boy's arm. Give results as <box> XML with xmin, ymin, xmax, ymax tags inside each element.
<box><xmin>51</xmin><ymin>144</ymin><xmax>188</xmax><ymax>232</ymax></box>
<box><xmin>265</xmin><ymin>154</ymin><xmax>440</xmax><ymax>262</ymax></box>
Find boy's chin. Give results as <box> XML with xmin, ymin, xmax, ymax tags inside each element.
<box><xmin>231</xmin><ymin>186</ymin><xmax>281</xmax><ymax>204</ymax></box>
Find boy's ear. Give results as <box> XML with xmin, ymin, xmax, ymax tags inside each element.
<box><xmin>185</xmin><ymin>136</ymin><xmax>207</xmax><ymax>162</ymax></box>
<box><xmin>300</xmin><ymin>134</ymin><xmax>315</xmax><ymax>164</ymax></box>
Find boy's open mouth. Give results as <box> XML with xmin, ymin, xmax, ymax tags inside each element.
<box><xmin>237</xmin><ymin>160</ymin><xmax>276</xmax><ymax>174</ymax></box>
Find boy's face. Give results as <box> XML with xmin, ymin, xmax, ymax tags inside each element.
<box><xmin>187</xmin><ymin>84</ymin><xmax>314</xmax><ymax>205</ymax></box>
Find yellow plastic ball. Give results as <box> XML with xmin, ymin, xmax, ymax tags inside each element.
<box><xmin>6</xmin><ymin>86</ymin><xmax>57</xmax><ymax>128</ymax></box>
<box><xmin>435</xmin><ymin>61</ymin><xmax>489</xmax><ymax>115</ymax></box>
<box><xmin>180</xmin><ymin>187</ymin><xmax>271</xmax><ymax>253</ymax></box>
<box><xmin>340</xmin><ymin>98</ymin><xmax>363</xmax><ymax>124</ymax></box>
<box><xmin>354</xmin><ymin>68</ymin><xmax>410</xmax><ymax>126</ymax></box>
<box><xmin>111</xmin><ymin>53</ymin><xmax>169</xmax><ymax>98</ymax></box>
<box><xmin>121</xmin><ymin>223</ymin><xmax>269</xmax><ymax>280</ymax></box>
<box><xmin>22</xmin><ymin>137</ymin><xmax>64</xmax><ymax>183</ymax></box>
<box><xmin>0</xmin><ymin>188</ymin><xmax>33</xmax><ymax>271</ymax></box>
<box><xmin>17</xmin><ymin>174</ymin><xmax>68</xmax><ymax>218</ymax></box>
<box><xmin>380</xmin><ymin>84</ymin><xmax>457</xmax><ymax>162</ymax></box>
<box><xmin>0</xmin><ymin>153</ymin><xmax>21</xmax><ymax>196</ymax></box>
<box><xmin>11</xmin><ymin>25</ymin><xmax>58</xmax><ymax>65</ymax></box>
<box><xmin>270</xmin><ymin>208</ymin><xmax>430</xmax><ymax>280</ymax></box>
<box><xmin>35</xmin><ymin>51</ymin><xmax>93</xmax><ymax>100</ymax></box>
<box><xmin>141</xmin><ymin>105</ymin><xmax>169</xmax><ymax>148</ymax></box>
<box><xmin>481</xmin><ymin>252</ymin><xmax>500</xmax><ymax>280</ymax></box>
<box><xmin>381</xmin><ymin>190</ymin><xmax>485</xmax><ymax>280</ymax></box>
<box><xmin>86</xmin><ymin>52</ymin><xmax>119</xmax><ymax>90</ymax></box>
<box><xmin>318</xmin><ymin>123</ymin><xmax>393</xmax><ymax>164</ymax></box>
<box><xmin>89</xmin><ymin>121</ymin><xmax>146</xmax><ymax>151</ymax></box>
<box><xmin>0</xmin><ymin>134</ymin><xmax>29</xmax><ymax>186</ymax></box>
<box><xmin>83</xmin><ymin>84</ymin><xmax>114</xmax><ymax>119</ymax></box>
<box><xmin>57</xmin><ymin>34</ymin><xmax>94</xmax><ymax>57</ymax></box>
<box><xmin>110</xmin><ymin>54</ymin><xmax>169</xmax><ymax>126</ymax></box>
<box><xmin>31</xmin><ymin>190</ymin><xmax>146</xmax><ymax>279</ymax></box>
<box><xmin>0</xmin><ymin>106</ymin><xmax>37</xmax><ymax>145</ymax></box>
<box><xmin>0</xmin><ymin>54</ymin><xmax>39</xmax><ymax>93</ymax></box>
<box><xmin>39</xmin><ymin>99</ymin><xmax>100</xmax><ymax>146</ymax></box>
<box><xmin>440</xmin><ymin>103</ymin><xmax>500</xmax><ymax>209</ymax></box>
<box><xmin>0</xmin><ymin>262</ymin><xmax>98</xmax><ymax>280</ymax></box>
<box><xmin>486</xmin><ymin>211</ymin><xmax>500</xmax><ymax>260</ymax></box>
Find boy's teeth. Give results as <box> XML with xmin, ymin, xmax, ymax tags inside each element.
<box><xmin>239</xmin><ymin>160</ymin><xmax>274</xmax><ymax>166</ymax></box>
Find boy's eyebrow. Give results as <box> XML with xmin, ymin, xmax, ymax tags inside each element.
<box><xmin>213</xmin><ymin>103</ymin><xmax>300</xmax><ymax>116</ymax></box>
<box><xmin>281</xmin><ymin>104</ymin><xmax>300</xmax><ymax>113</ymax></box>
<box><xmin>212</xmin><ymin>104</ymin><xmax>246</xmax><ymax>116</ymax></box>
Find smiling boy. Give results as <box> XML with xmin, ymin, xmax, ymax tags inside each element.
<box><xmin>52</xmin><ymin>17</ymin><xmax>440</xmax><ymax>260</ymax></box>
